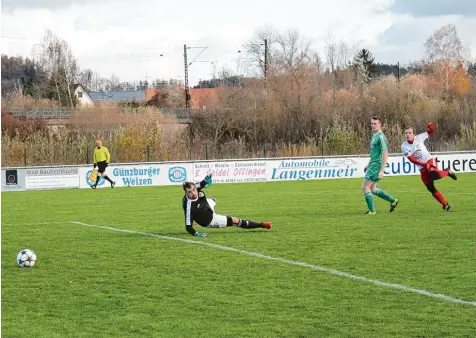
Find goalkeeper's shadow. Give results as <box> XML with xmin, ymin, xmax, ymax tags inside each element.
<box><xmin>159</xmin><ymin>230</ymin><xmax>270</xmax><ymax>237</ymax></box>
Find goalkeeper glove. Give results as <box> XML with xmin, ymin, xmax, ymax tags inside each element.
<box><xmin>427</xmin><ymin>122</ymin><xmax>434</xmax><ymax>136</ymax></box>
<box><xmin>194</xmin><ymin>232</ymin><xmax>209</xmax><ymax>238</ymax></box>
<box><xmin>204</xmin><ymin>174</ymin><xmax>213</xmax><ymax>188</ymax></box>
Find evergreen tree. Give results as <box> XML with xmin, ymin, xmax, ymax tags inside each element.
<box><xmin>351</xmin><ymin>49</ymin><xmax>376</xmax><ymax>84</ymax></box>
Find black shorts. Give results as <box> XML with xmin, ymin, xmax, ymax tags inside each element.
<box><xmin>97</xmin><ymin>161</ymin><xmax>108</xmax><ymax>173</ymax></box>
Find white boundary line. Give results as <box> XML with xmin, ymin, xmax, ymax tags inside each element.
<box><xmin>71</xmin><ymin>221</ymin><xmax>476</xmax><ymax>307</ymax></box>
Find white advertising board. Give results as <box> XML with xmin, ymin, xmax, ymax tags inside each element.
<box><xmin>78</xmin><ymin>163</ymin><xmax>193</xmax><ymax>189</ymax></box>
<box><xmin>384</xmin><ymin>152</ymin><xmax>476</xmax><ymax>176</ymax></box>
<box><xmin>24</xmin><ymin>167</ymin><xmax>79</xmax><ymax>190</ymax></box>
<box><xmin>266</xmin><ymin>157</ymin><xmax>366</xmax><ymax>181</ymax></box>
<box><xmin>2</xmin><ymin>151</ymin><xmax>474</xmax><ymax>192</ymax></box>
<box><xmin>192</xmin><ymin>160</ymin><xmax>268</xmax><ymax>184</ymax></box>
<box><xmin>426</xmin><ymin>153</ymin><xmax>476</xmax><ymax>173</ymax></box>
<box><xmin>265</xmin><ymin>153</ymin><xmax>476</xmax><ymax>182</ymax></box>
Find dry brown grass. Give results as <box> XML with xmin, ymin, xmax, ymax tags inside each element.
<box><xmin>2</xmin><ymin>72</ymin><xmax>475</xmax><ymax>167</ymax></box>
<box><xmin>2</xmin><ymin>92</ymin><xmax>61</xmax><ymax>110</ymax></box>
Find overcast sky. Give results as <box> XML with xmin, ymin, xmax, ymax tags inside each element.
<box><xmin>2</xmin><ymin>0</ymin><xmax>475</xmax><ymax>86</ymax></box>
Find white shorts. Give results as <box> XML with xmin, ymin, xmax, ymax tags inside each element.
<box><xmin>206</xmin><ymin>198</ymin><xmax>228</xmax><ymax>228</ymax></box>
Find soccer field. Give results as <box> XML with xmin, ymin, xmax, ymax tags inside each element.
<box><xmin>2</xmin><ymin>174</ymin><xmax>476</xmax><ymax>337</ymax></box>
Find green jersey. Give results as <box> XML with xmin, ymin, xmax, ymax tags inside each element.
<box><xmin>369</xmin><ymin>131</ymin><xmax>388</xmax><ymax>165</ymax></box>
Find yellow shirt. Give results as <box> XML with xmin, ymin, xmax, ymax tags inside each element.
<box><xmin>93</xmin><ymin>146</ymin><xmax>111</xmax><ymax>163</ymax></box>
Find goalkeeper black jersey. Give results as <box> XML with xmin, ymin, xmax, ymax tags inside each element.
<box><xmin>182</xmin><ymin>191</ymin><xmax>213</xmax><ymax>226</ymax></box>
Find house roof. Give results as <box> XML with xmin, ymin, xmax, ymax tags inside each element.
<box><xmin>73</xmin><ymin>84</ymin><xmax>94</xmax><ymax>102</ymax></box>
<box><xmin>73</xmin><ymin>83</ymin><xmax>90</xmax><ymax>93</ymax></box>
<box><xmin>189</xmin><ymin>88</ymin><xmax>223</xmax><ymax>109</ymax></box>
<box><xmin>89</xmin><ymin>91</ymin><xmax>146</xmax><ymax>102</ymax></box>
<box><xmin>145</xmin><ymin>88</ymin><xmax>159</xmax><ymax>102</ymax></box>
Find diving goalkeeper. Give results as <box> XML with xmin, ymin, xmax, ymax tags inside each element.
<box><xmin>182</xmin><ymin>174</ymin><xmax>272</xmax><ymax>237</ymax></box>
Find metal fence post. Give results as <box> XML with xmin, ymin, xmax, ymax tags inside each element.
<box><xmin>205</xmin><ymin>143</ymin><xmax>208</xmax><ymax>160</ymax></box>
<box><xmin>263</xmin><ymin>143</ymin><xmax>267</xmax><ymax>158</ymax></box>
<box><xmin>321</xmin><ymin>132</ymin><xmax>324</xmax><ymax>156</ymax></box>
<box><xmin>86</xmin><ymin>144</ymin><xmax>89</xmax><ymax>164</ymax></box>
<box><xmin>146</xmin><ymin>145</ymin><xmax>150</xmax><ymax>162</ymax></box>
<box><xmin>24</xmin><ymin>148</ymin><xmax>27</xmax><ymax>166</ymax></box>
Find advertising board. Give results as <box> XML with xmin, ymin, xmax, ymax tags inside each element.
<box><xmin>1</xmin><ymin>168</ymin><xmax>27</xmax><ymax>191</ymax></box>
<box><xmin>265</xmin><ymin>153</ymin><xmax>476</xmax><ymax>182</ymax></box>
<box><xmin>2</xmin><ymin>151</ymin><xmax>474</xmax><ymax>191</ymax></box>
<box><xmin>266</xmin><ymin>157</ymin><xmax>365</xmax><ymax>181</ymax></box>
<box><xmin>25</xmin><ymin>167</ymin><xmax>79</xmax><ymax>190</ymax></box>
<box><xmin>78</xmin><ymin>163</ymin><xmax>193</xmax><ymax>189</ymax></box>
<box><xmin>192</xmin><ymin>160</ymin><xmax>268</xmax><ymax>184</ymax></box>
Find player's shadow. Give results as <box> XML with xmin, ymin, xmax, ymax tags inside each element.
<box><xmin>156</xmin><ymin>230</ymin><xmax>269</xmax><ymax>236</ymax></box>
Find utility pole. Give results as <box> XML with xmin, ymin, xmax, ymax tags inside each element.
<box><xmin>264</xmin><ymin>39</ymin><xmax>268</xmax><ymax>85</ymax></box>
<box><xmin>184</xmin><ymin>44</ymin><xmax>207</xmax><ymax>108</ymax></box>
<box><xmin>184</xmin><ymin>44</ymin><xmax>190</xmax><ymax>108</ymax></box>
<box><xmin>264</xmin><ymin>38</ymin><xmax>268</xmax><ymax>98</ymax></box>
<box><xmin>396</xmin><ymin>62</ymin><xmax>400</xmax><ymax>88</ymax></box>
<box><xmin>264</xmin><ymin>39</ymin><xmax>268</xmax><ymax>99</ymax></box>
<box><xmin>145</xmin><ymin>72</ymin><xmax>151</xmax><ymax>89</ymax></box>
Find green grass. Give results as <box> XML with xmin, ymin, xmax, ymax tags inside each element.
<box><xmin>2</xmin><ymin>174</ymin><xmax>476</xmax><ymax>337</ymax></box>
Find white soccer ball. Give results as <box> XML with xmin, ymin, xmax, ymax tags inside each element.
<box><xmin>16</xmin><ymin>249</ymin><xmax>37</xmax><ymax>268</ymax></box>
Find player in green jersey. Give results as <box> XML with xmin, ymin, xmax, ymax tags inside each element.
<box><xmin>362</xmin><ymin>116</ymin><xmax>399</xmax><ymax>214</ymax></box>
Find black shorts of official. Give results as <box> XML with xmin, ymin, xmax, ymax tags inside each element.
<box><xmin>97</xmin><ymin>161</ymin><xmax>108</xmax><ymax>174</ymax></box>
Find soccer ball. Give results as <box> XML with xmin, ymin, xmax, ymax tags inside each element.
<box><xmin>16</xmin><ymin>249</ymin><xmax>37</xmax><ymax>268</ymax></box>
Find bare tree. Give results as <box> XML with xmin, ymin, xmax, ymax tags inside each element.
<box><xmin>325</xmin><ymin>35</ymin><xmax>338</xmax><ymax>104</ymax></box>
<box><xmin>325</xmin><ymin>36</ymin><xmax>357</xmax><ymax>92</ymax></box>
<box><xmin>106</xmin><ymin>74</ymin><xmax>121</xmax><ymax>91</ymax></box>
<box><xmin>194</xmin><ymin>93</ymin><xmax>241</xmax><ymax>150</ymax></box>
<box><xmin>76</xmin><ymin>68</ymin><xmax>94</xmax><ymax>90</ymax></box>
<box><xmin>337</xmin><ymin>40</ymin><xmax>350</xmax><ymax>70</ymax></box>
<box><xmin>61</xmin><ymin>39</ymin><xmax>77</xmax><ymax>108</ymax></box>
<box><xmin>274</xmin><ymin>28</ymin><xmax>312</xmax><ymax>74</ymax></box>
<box><xmin>310</xmin><ymin>51</ymin><xmax>324</xmax><ymax>97</ymax></box>
<box><xmin>424</xmin><ymin>24</ymin><xmax>471</xmax><ymax>93</ymax></box>
<box><xmin>13</xmin><ymin>79</ymin><xmax>24</xmax><ymax>96</ymax></box>
<box><xmin>242</xmin><ymin>27</ymin><xmax>276</xmax><ymax>78</ymax></box>
<box><xmin>91</xmin><ymin>72</ymin><xmax>108</xmax><ymax>91</ymax></box>
<box><xmin>38</xmin><ymin>30</ymin><xmax>78</xmax><ymax>107</ymax></box>
<box><xmin>425</xmin><ymin>24</ymin><xmax>468</xmax><ymax>62</ymax></box>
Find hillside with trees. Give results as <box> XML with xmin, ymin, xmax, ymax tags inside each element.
<box><xmin>2</xmin><ymin>24</ymin><xmax>475</xmax><ymax>166</ymax></box>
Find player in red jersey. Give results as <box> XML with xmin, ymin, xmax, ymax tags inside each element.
<box><xmin>401</xmin><ymin>122</ymin><xmax>457</xmax><ymax>211</ymax></box>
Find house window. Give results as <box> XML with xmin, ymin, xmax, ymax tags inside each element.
<box><xmin>78</xmin><ymin>92</ymin><xmax>83</xmax><ymax>98</ymax></box>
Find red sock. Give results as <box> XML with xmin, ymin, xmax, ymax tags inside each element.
<box><xmin>432</xmin><ymin>190</ymin><xmax>448</xmax><ymax>206</ymax></box>
<box><xmin>438</xmin><ymin>170</ymin><xmax>449</xmax><ymax>179</ymax></box>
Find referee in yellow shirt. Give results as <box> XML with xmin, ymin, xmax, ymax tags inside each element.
<box><xmin>91</xmin><ymin>137</ymin><xmax>115</xmax><ymax>189</ymax></box>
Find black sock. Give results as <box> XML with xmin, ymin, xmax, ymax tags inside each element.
<box><xmin>95</xmin><ymin>175</ymin><xmax>101</xmax><ymax>186</ymax></box>
<box><xmin>104</xmin><ymin>175</ymin><xmax>113</xmax><ymax>184</ymax></box>
<box><xmin>237</xmin><ymin>219</ymin><xmax>263</xmax><ymax>229</ymax></box>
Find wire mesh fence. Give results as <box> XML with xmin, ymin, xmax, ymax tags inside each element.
<box><xmin>2</xmin><ymin>133</ymin><xmax>468</xmax><ymax>167</ymax></box>
<box><xmin>2</xmin><ymin>139</ymin><xmax>342</xmax><ymax>167</ymax></box>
